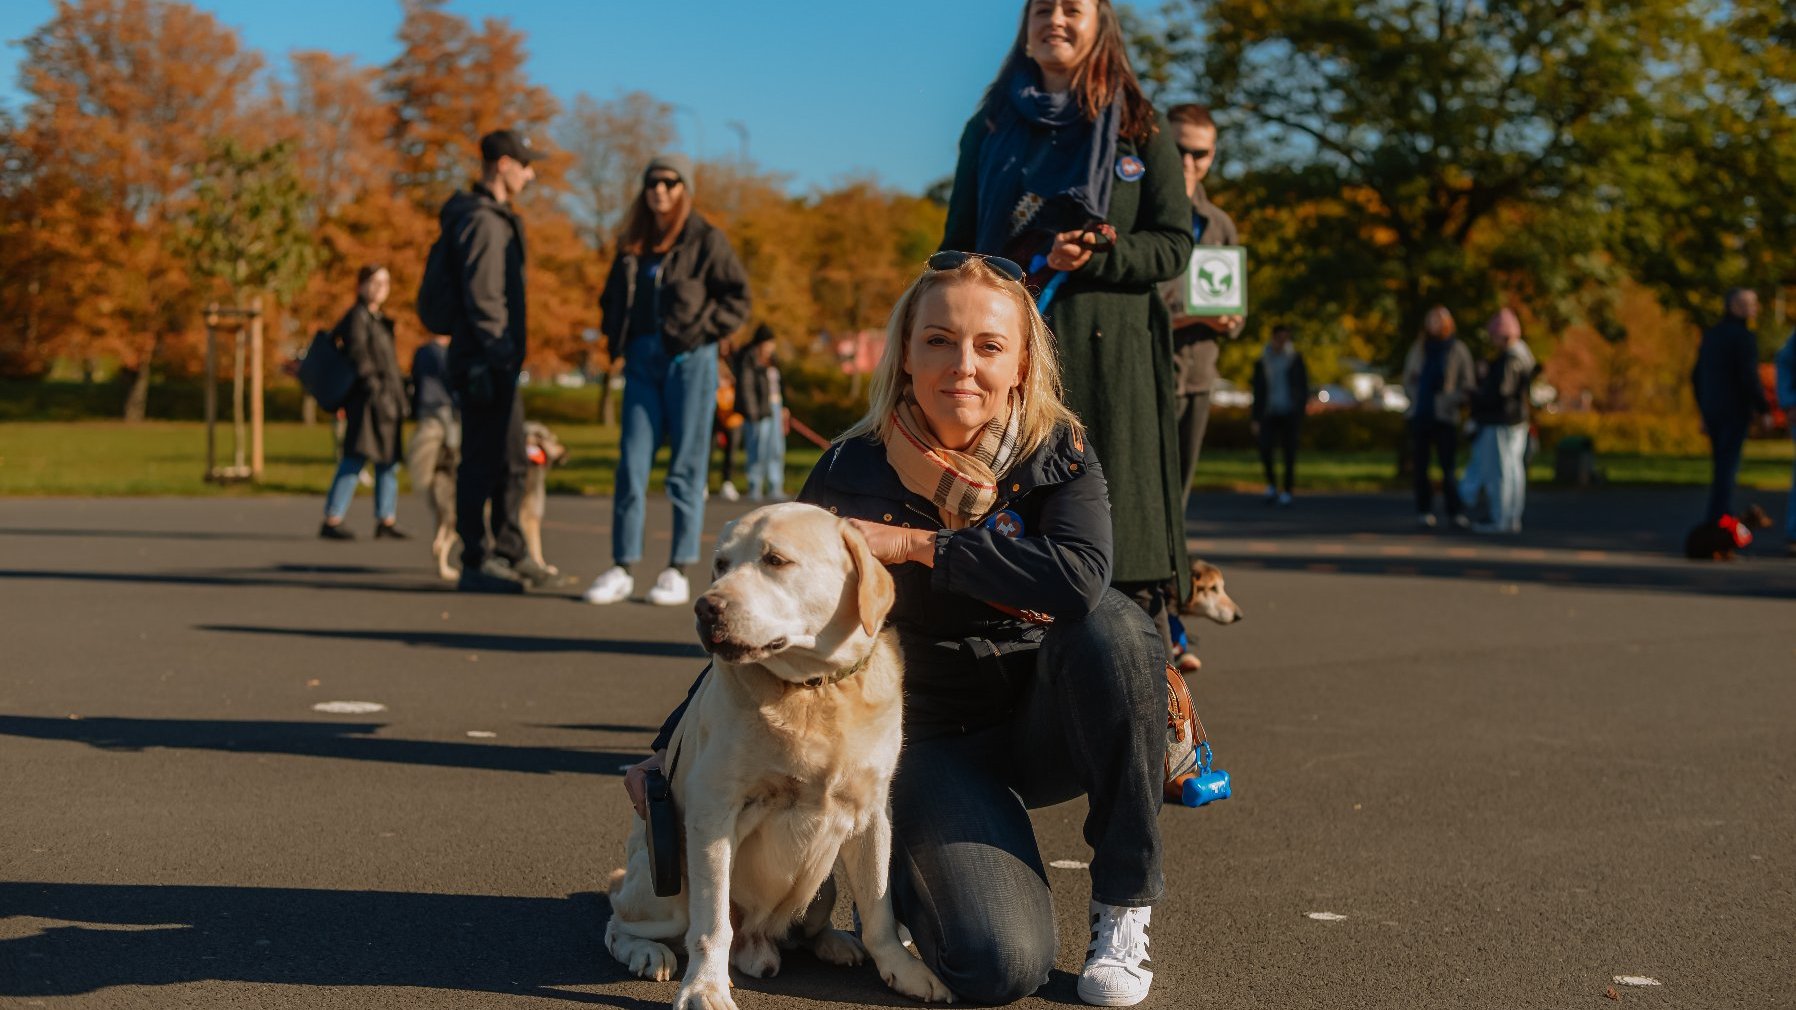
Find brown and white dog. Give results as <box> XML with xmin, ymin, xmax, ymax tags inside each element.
<box><xmin>407</xmin><ymin>416</ymin><xmax>568</xmax><ymax>580</ymax></box>
<box><xmin>604</xmin><ymin>503</ymin><xmax>952</xmax><ymax>1010</ymax></box>
<box><xmin>1175</xmin><ymin>559</ymin><xmax>1245</xmax><ymax>672</ymax></box>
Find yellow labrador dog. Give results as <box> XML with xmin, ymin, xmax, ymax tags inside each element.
<box><xmin>605</xmin><ymin>503</ymin><xmax>952</xmax><ymax>1009</ymax></box>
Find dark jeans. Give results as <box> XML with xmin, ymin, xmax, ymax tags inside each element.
<box><xmin>1116</xmin><ymin>579</ymin><xmax>1175</xmax><ymax>664</ymax></box>
<box><xmin>1258</xmin><ymin>413</ymin><xmax>1299</xmax><ymax>492</ymax></box>
<box><xmin>1175</xmin><ymin>390</ymin><xmax>1212</xmax><ymax>515</ymax></box>
<box><xmin>890</xmin><ymin>590</ymin><xmax>1166</xmax><ymax>1006</ymax></box>
<box><xmin>1704</xmin><ymin>415</ymin><xmax>1748</xmax><ymax>522</ymax></box>
<box><xmin>1410</xmin><ymin>418</ymin><xmax>1463</xmax><ymax>517</ymax></box>
<box><xmin>455</xmin><ymin>384</ymin><xmax>527</xmax><ymax>569</ymax></box>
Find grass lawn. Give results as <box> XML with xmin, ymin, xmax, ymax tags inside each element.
<box><xmin>0</xmin><ymin>420</ymin><xmax>1789</xmax><ymax>497</ymax></box>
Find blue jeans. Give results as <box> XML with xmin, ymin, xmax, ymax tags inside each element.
<box><xmin>889</xmin><ymin>590</ymin><xmax>1166</xmax><ymax>1005</ymax></box>
<box><xmin>745</xmin><ymin>408</ymin><xmax>785</xmax><ymax>499</ymax></box>
<box><xmin>324</xmin><ymin>454</ymin><xmax>398</xmax><ymax>523</ymax></box>
<box><xmin>614</xmin><ymin>334</ymin><xmax>718</xmax><ymax>567</ymax></box>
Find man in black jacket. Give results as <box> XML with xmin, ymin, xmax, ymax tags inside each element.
<box><xmin>1692</xmin><ymin>288</ymin><xmax>1771</xmax><ymax>523</ymax></box>
<box><xmin>443</xmin><ymin>129</ymin><xmax>552</xmax><ymax>593</ymax></box>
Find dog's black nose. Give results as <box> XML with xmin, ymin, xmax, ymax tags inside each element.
<box><xmin>695</xmin><ymin>593</ymin><xmax>726</xmax><ymax>625</ymax></box>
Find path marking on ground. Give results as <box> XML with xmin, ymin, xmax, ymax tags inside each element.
<box><xmin>1306</xmin><ymin>912</ymin><xmax>1347</xmax><ymax>921</ymax></box>
<box><xmin>1612</xmin><ymin>976</ymin><xmax>1661</xmax><ymax>987</ymax></box>
<box><xmin>312</xmin><ymin>701</ymin><xmax>386</xmax><ymax>714</ymax></box>
<box><xmin>466</xmin><ymin>730</ymin><xmax>496</xmax><ymax>738</ymax></box>
<box><xmin>1049</xmin><ymin>859</ymin><xmax>1089</xmax><ymax>870</ymax></box>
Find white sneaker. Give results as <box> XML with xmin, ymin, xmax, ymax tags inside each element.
<box><xmin>719</xmin><ymin>481</ymin><xmax>741</xmax><ymax>502</ymax></box>
<box><xmin>582</xmin><ymin>566</ymin><xmax>633</xmax><ymax>605</ymax></box>
<box><xmin>1418</xmin><ymin>512</ymin><xmax>1439</xmax><ymax>528</ymax></box>
<box><xmin>1276</xmin><ymin>491</ymin><xmax>1293</xmax><ymax>507</ymax></box>
<box><xmin>645</xmin><ymin>567</ymin><xmax>690</xmax><ymax>607</ymax></box>
<box><xmin>1262</xmin><ymin>483</ymin><xmax>1278</xmax><ymax>503</ymax></box>
<box><xmin>1079</xmin><ymin>901</ymin><xmax>1153</xmax><ymax>1006</ymax></box>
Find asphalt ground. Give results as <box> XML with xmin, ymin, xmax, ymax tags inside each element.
<box><xmin>2</xmin><ymin>485</ymin><xmax>1793</xmax><ymax>1009</ymax></box>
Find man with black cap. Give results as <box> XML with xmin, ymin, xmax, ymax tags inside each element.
<box><xmin>441</xmin><ymin>128</ymin><xmax>554</xmax><ymax>593</ymax></box>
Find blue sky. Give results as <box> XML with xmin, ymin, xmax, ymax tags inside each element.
<box><xmin>0</xmin><ymin>0</ymin><xmax>1027</xmax><ymax>194</ymax></box>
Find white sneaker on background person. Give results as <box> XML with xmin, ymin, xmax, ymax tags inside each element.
<box><xmin>1262</xmin><ymin>483</ymin><xmax>1278</xmax><ymax>503</ymax></box>
<box><xmin>719</xmin><ymin>481</ymin><xmax>741</xmax><ymax>502</ymax></box>
<box><xmin>1078</xmin><ymin>900</ymin><xmax>1153</xmax><ymax>1006</ymax></box>
<box><xmin>1418</xmin><ymin>512</ymin><xmax>1439</xmax><ymax>528</ymax></box>
<box><xmin>1276</xmin><ymin>491</ymin><xmax>1293</xmax><ymax>507</ymax></box>
<box><xmin>645</xmin><ymin>567</ymin><xmax>690</xmax><ymax>606</ymax></box>
<box><xmin>582</xmin><ymin>566</ymin><xmax>633</xmax><ymax>605</ymax></box>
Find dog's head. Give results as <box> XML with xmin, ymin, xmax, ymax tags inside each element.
<box><xmin>524</xmin><ymin>421</ymin><xmax>568</xmax><ymax>467</ymax></box>
<box><xmin>695</xmin><ymin>503</ymin><xmax>895</xmax><ymax>683</ymax></box>
<box><xmin>1181</xmin><ymin>559</ymin><xmax>1244</xmax><ymax>624</ymax></box>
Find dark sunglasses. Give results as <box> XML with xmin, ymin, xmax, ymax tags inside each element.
<box><xmin>926</xmin><ymin>250</ymin><xmax>1025</xmax><ymax>282</ymax></box>
<box><xmin>645</xmin><ymin>176</ymin><xmax>683</xmax><ymax>191</ymax></box>
<box><xmin>1177</xmin><ymin>145</ymin><xmax>1214</xmax><ymax>161</ymax></box>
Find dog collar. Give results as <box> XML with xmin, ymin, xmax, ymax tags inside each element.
<box><xmin>799</xmin><ymin>652</ymin><xmax>873</xmax><ymax>690</ymax></box>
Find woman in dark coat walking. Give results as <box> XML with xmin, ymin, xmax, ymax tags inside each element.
<box><xmin>321</xmin><ymin>264</ymin><xmax>410</xmax><ymax>540</ymax></box>
<box><xmin>941</xmin><ymin>0</ymin><xmax>1194</xmax><ymax>655</ymax></box>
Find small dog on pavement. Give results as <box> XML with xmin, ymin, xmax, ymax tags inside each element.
<box><xmin>1174</xmin><ymin>559</ymin><xmax>1245</xmax><ymax>672</ymax></box>
<box><xmin>407</xmin><ymin>416</ymin><xmax>569</xmax><ymax>581</ymax></box>
<box><xmin>1683</xmin><ymin>504</ymin><xmax>1772</xmax><ymax>561</ymax></box>
<box><xmin>604</xmin><ymin>503</ymin><xmax>952</xmax><ymax>1009</ymax></box>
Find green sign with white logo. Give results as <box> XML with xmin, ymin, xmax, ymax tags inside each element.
<box><xmin>1184</xmin><ymin>246</ymin><xmax>1247</xmax><ymax>316</ymax></box>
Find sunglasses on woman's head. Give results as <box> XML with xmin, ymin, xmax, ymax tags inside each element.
<box><xmin>645</xmin><ymin>176</ymin><xmax>683</xmax><ymax>191</ymax></box>
<box><xmin>926</xmin><ymin>250</ymin><xmax>1025</xmax><ymax>283</ymax></box>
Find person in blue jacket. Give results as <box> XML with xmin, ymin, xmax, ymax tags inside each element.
<box><xmin>623</xmin><ymin>253</ymin><xmax>1166</xmax><ymax>1007</ymax></box>
<box><xmin>1774</xmin><ymin>323</ymin><xmax>1796</xmax><ymax>554</ymax></box>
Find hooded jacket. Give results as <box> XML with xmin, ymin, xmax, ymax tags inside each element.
<box><xmin>440</xmin><ymin>184</ymin><xmax>527</xmax><ymax>382</ymax></box>
<box><xmin>600</xmin><ymin>214</ymin><xmax>752</xmax><ymax>361</ymax></box>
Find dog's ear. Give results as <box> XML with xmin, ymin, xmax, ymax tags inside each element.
<box><xmin>841</xmin><ymin>521</ymin><xmax>895</xmax><ymax>636</ymax></box>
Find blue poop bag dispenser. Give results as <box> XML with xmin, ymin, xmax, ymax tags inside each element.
<box><xmin>1164</xmin><ymin>668</ymin><xmax>1231</xmax><ymax>808</ymax></box>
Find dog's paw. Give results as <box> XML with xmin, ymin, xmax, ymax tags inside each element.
<box><xmin>672</xmin><ymin>976</ymin><xmax>737</xmax><ymax>1010</ymax></box>
<box><xmin>808</xmin><ymin>927</ymin><xmax>866</xmax><ymax>966</ymax></box>
<box><xmin>730</xmin><ymin>933</ymin><xmax>780</xmax><ymax>978</ymax></box>
<box><xmin>881</xmin><ymin>954</ymin><xmax>955</xmax><ymax>1004</ymax></box>
<box><xmin>606</xmin><ymin>921</ymin><xmax>677</xmax><ymax>982</ymax></box>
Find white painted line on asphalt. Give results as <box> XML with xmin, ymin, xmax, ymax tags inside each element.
<box><xmin>1613</xmin><ymin>976</ymin><xmax>1661</xmax><ymax>987</ymax></box>
<box><xmin>1306</xmin><ymin>912</ymin><xmax>1347</xmax><ymax>921</ymax></box>
<box><xmin>467</xmin><ymin>730</ymin><xmax>496</xmax><ymax>738</ymax></box>
<box><xmin>1049</xmin><ymin>859</ymin><xmax>1089</xmax><ymax>870</ymax></box>
<box><xmin>312</xmin><ymin>701</ymin><xmax>386</xmax><ymax>714</ymax></box>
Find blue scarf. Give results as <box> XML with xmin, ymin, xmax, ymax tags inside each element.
<box><xmin>973</xmin><ymin>66</ymin><xmax>1123</xmax><ymax>256</ymax></box>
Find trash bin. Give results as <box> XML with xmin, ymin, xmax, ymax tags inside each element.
<box><xmin>1553</xmin><ymin>434</ymin><xmax>1596</xmax><ymax>486</ymax></box>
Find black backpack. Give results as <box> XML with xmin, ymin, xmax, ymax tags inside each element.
<box><xmin>298</xmin><ymin>327</ymin><xmax>356</xmax><ymax>412</ymax></box>
<box><xmin>416</xmin><ymin>220</ymin><xmax>462</xmax><ymax>336</ymax></box>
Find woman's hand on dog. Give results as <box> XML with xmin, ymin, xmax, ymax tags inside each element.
<box><xmin>623</xmin><ymin>750</ymin><xmax>667</xmax><ymax>820</ymax></box>
<box><xmin>848</xmin><ymin>519</ymin><xmax>936</xmax><ymax>568</ymax></box>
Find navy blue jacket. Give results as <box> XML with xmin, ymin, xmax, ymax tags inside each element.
<box><xmin>1692</xmin><ymin>315</ymin><xmax>1769</xmax><ymax>426</ymax></box>
<box><xmin>651</xmin><ymin>424</ymin><xmax>1113</xmax><ymax>747</ymax></box>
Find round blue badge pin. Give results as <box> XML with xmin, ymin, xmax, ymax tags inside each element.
<box><xmin>1115</xmin><ymin>155</ymin><xmax>1145</xmax><ymax>182</ymax></box>
<box><xmin>985</xmin><ymin>509</ymin><xmax>1025</xmax><ymax>538</ymax></box>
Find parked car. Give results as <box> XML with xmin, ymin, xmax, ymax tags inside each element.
<box><xmin>1211</xmin><ymin>376</ymin><xmax>1253</xmax><ymax>409</ymax></box>
<box><xmin>1308</xmin><ymin>384</ymin><xmax>1359</xmax><ymax>413</ymax></box>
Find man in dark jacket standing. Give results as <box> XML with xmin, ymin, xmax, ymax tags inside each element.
<box><xmin>442</xmin><ymin>129</ymin><xmax>550</xmax><ymax>593</ymax></box>
<box><xmin>1160</xmin><ymin>104</ymin><xmax>1246</xmax><ymax>514</ymax></box>
<box><xmin>1692</xmin><ymin>288</ymin><xmax>1771</xmax><ymax>523</ymax></box>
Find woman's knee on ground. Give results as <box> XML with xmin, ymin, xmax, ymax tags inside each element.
<box><xmin>914</xmin><ymin>912</ymin><xmax>1055</xmax><ymax>1006</ymax></box>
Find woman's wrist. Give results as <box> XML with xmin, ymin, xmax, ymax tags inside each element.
<box><xmin>909</xmin><ymin>528</ymin><xmax>942</xmax><ymax>568</ymax></box>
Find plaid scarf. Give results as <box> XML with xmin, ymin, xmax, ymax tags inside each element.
<box><xmin>882</xmin><ymin>391</ymin><xmax>1023</xmax><ymax>530</ymax></box>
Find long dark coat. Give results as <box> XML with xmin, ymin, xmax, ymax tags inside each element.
<box><xmin>338</xmin><ymin>302</ymin><xmax>408</xmax><ymax>464</ymax></box>
<box><xmin>943</xmin><ymin>113</ymin><xmax>1194</xmax><ymax>595</ymax></box>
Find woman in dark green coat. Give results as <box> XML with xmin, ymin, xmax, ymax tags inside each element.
<box><xmin>942</xmin><ymin>0</ymin><xmax>1194</xmax><ymax>650</ymax></box>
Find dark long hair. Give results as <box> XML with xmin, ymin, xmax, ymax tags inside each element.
<box><xmin>979</xmin><ymin>0</ymin><xmax>1157</xmax><ymax>142</ymax></box>
<box><xmin>617</xmin><ymin>182</ymin><xmax>692</xmax><ymax>257</ymax></box>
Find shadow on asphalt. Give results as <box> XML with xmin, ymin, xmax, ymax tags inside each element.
<box><xmin>0</xmin><ymin>526</ymin><xmax>314</xmax><ymax>542</ymax></box>
<box><xmin>0</xmin><ymin>882</ymin><xmax>960</xmax><ymax>1007</ymax></box>
<box><xmin>0</xmin><ymin>883</ymin><xmax>651</xmax><ymax>1004</ymax></box>
<box><xmin>0</xmin><ymin>567</ymin><xmax>446</xmax><ymax>595</ymax></box>
<box><xmin>0</xmin><ymin>716</ymin><xmax>642</xmax><ymax>776</ymax></box>
<box><xmin>197</xmin><ymin>625</ymin><xmax>708</xmax><ymax>659</ymax></box>
<box><xmin>1199</xmin><ymin>551</ymin><xmax>1796</xmax><ymax>599</ymax></box>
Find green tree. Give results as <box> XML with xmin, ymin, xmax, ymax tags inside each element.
<box><xmin>183</xmin><ymin>138</ymin><xmax>317</xmax><ymax>307</ymax></box>
<box><xmin>1148</xmin><ymin>0</ymin><xmax>1701</xmax><ymax>360</ymax></box>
